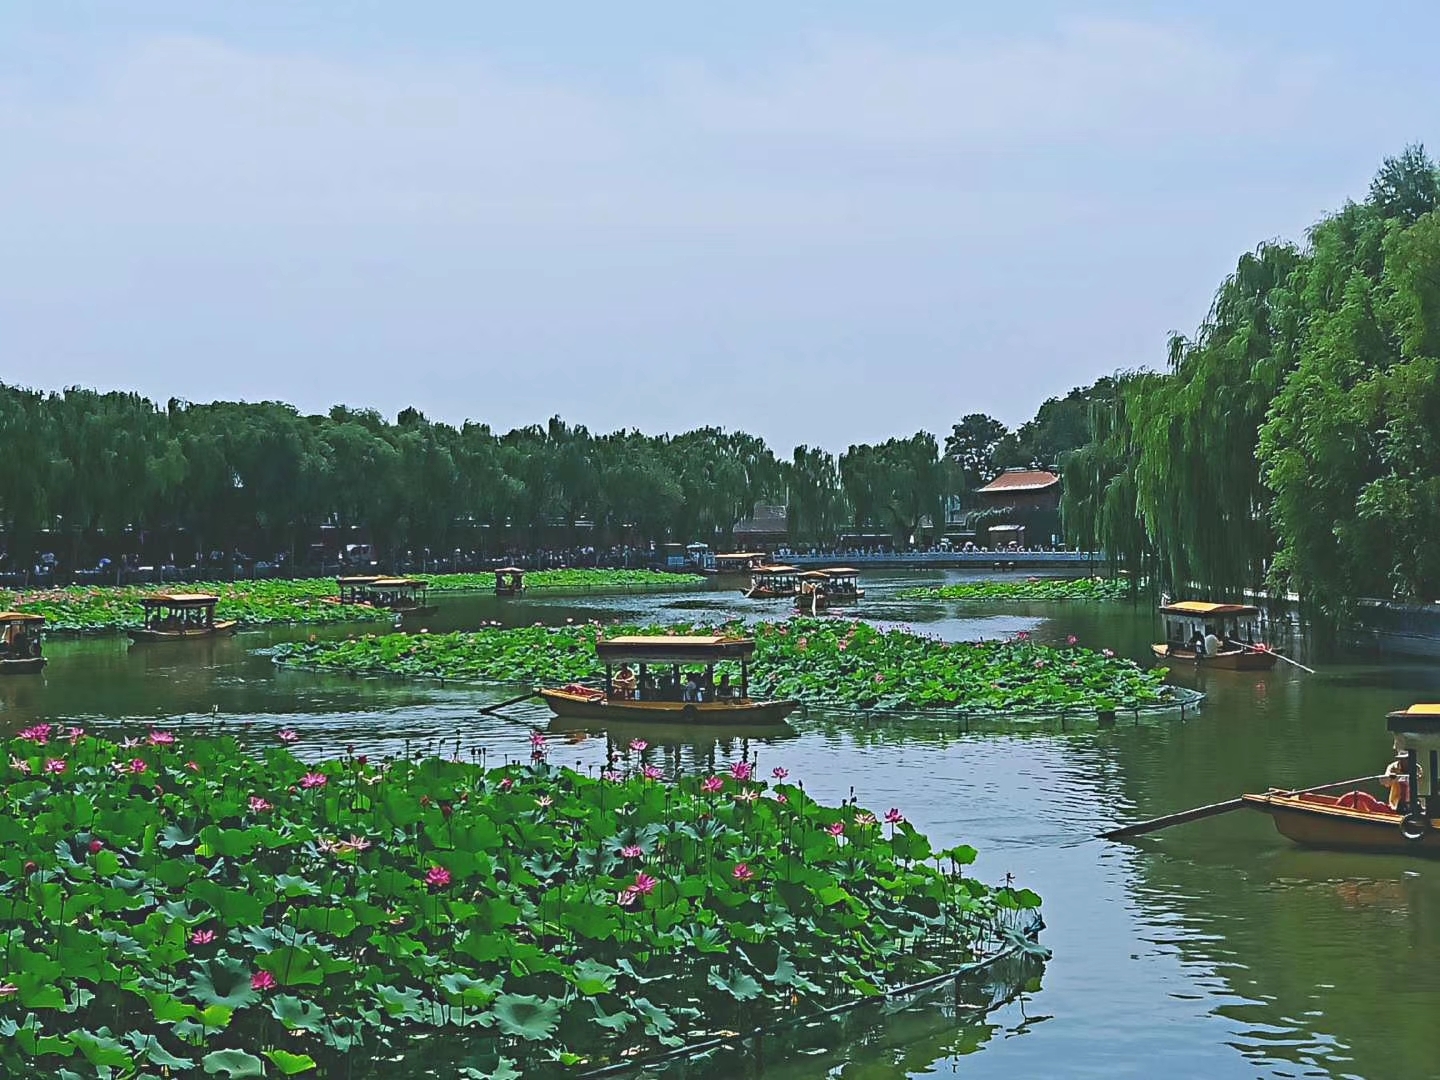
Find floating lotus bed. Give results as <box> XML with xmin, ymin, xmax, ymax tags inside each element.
<box><xmin>0</xmin><ymin>728</ymin><xmax>1038</xmax><ymax>1078</ymax></box>
<box><xmin>274</xmin><ymin>619</ymin><xmax>1171</xmax><ymax>714</ymax></box>
<box><xmin>895</xmin><ymin>577</ymin><xmax>1131</xmax><ymax>602</ymax></box>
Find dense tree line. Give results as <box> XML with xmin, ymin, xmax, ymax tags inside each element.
<box><xmin>1063</xmin><ymin>146</ymin><xmax>1440</xmax><ymax>628</ymax></box>
<box><xmin>0</xmin><ymin>380</ymin><xmax>1094</xmax><ymax>569</ymax></box>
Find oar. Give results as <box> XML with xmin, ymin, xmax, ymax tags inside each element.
<box><xmin>1243</xmin><ymin>642</ymin><xmax>1316</xmax><ymax>675</ymax></box>
<box><xmin>479</xmin><ymin>689</ymin><xmax>540</xmax><ymax>716</ymax></box>
<box><xmin>1100</xmin><ymin>774</ymin><xmax>1383</xmax><ymax>840</ymax></box>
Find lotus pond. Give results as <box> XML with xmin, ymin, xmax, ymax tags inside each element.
<box><xmin>272</xmin><ymin>618</ymin><xmax>1172</xmax><ymax>714</ymax></box>
<box><xmin>3</xmin><ymin>571</ymin><xmax>703</xmax><ymax>635</ymax></box>
<box><xmin>895</xmin><ymin>578</ymin><xmax>1132</xmax><ymax>603</ymax></box>
<box><xmin>0</xmin><ymin>726</ymin><xmax>1037</xmax><ymax>1079</ymax></box>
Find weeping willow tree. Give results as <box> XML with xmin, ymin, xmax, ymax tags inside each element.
<box><xmin>1065</xmin><ymin>145</ymin><xmax>1440</xmax><ymax>634</ymax></box>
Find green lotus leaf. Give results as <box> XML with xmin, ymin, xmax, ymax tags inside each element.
<box><xmin>264</xmin><ymin>1049</ymin><xmax>319</xmax><ymax>1074</ymax></box>
<box><xmin>568</xmin><ymin>957</ymin><xmax>620</xmax><ymax>995</ymax></box>
<box><xmin>490</xmin><ymin>993</ymin><xmax>562</xmax><ymax>1041</ymax></box>
<box><xmin>191</xmin><ymin>957</ymin><xmax>261</xmax><ymax>1010</ymax></box>
<box><xmin>201</xmin><ymin>1048</ymin><xmax>267</xmax><ymax>1077</ymax></box>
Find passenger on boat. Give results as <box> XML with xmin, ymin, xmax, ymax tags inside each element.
<box><xmin>1203</xmin><ymin>627</ymin><xmax>1222</xmax><ymax>657</ymax></box>
<box><xmin>682</xmin><ymin>672</ymin><xmax>701</xmax><ymax>702</ymax></box>
<box><xmin>716</xmin><ymin>674</ymin><xmax>734</xmax><ymax>699</ymax></box>
<box><xmin>613</xmin><ymin>663</ymin><xmax>637</xmax><ymax>700</ymax></box>
<box><xmin>1383</xmin><ymin>754</ymin><xmax>1422</xmax><ymax>812</ymax></box>
<box><xmin>1190</xmin><ymin>631</ymin><xmax>1206</xmax><ymax>656</ymax></box>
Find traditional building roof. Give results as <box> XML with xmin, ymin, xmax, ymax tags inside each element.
<box><xmin>733</xmin><ymin>504</ymin><xmax>789</xmax><ymax>537</ymax></box>
<box><xmin>976</xmin><ymin>468</ymin><xmax>1060</xmax><ymax>494</ymax></box>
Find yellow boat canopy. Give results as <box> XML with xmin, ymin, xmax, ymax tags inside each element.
<box><xmin>140</xmin><ymin>593</ymin><xmax>219</xmax><ymax>607</ymax></box>
<box><xmin>0</xmin><ymin>612</ymin><xmax>44</xmax><ymax>622</ymax></box>
<box><xmin>596</xmin><ymin>635</ymin><xmax>756</xmax><ymax>664</ymax></box>
<box><xmin>1159</xmin><ymin>601</ymin><xmax>1260</xmax><ymax>617</ymax></box>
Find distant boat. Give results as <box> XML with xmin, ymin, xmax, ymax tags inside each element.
<box><xmin>129</xmin><ymin>594</ymin><xmax>238</xmax><ymax>642</ymax></box>
<box><xmin>1151</xmin><ymin>601</ymin><xmax>1278</xmax><ymax>670</ymax></box>
<box><xmin>0</xmin><ymin>612</ymin><xmax>46</xmax><ymax>674</ymax></box>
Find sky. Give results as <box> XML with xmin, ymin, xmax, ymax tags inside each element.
<box><xmin>3</xmin><ymin>2</ymin><xmax>1439</xmax><ymax>454</ymax></box>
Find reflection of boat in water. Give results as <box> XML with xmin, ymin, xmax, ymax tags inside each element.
<box><xmin>1244</xmin><ymin>703</ymin><xmax>1440</xmax><ymax>856</ymax></box>
<box><xmin>1152</xmin><ymin>601</ymin><xmax>1278</xmax><ymax>670</ymax></box>
<box><xmin>538</xmin><ymin>634</ymin><xmax>799</xmax><ymax>726</ymax></box>
<box><xmin>129</xmin><ymin>594</ymin><xmax>238</xmax><ymax>642</ymax></box>
<box><xmin>0</xmin><ymin>612</ymin><xmax>46</xmax><ymax>674</ymax></box>
<box><xmin>744</xmin><ymin>565</ymin><xmax>800</xmax><ymax>599</ymax></box>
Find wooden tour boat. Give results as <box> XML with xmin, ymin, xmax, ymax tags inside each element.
<box><xmin>357</xmin><ymin>578</ymin><xmax>436</xmax><ymax>616</ymax></box>
<box><xmin>539</xmin><ymin>634</ymin><xmax>799</xmax><ymax>726</ymax></box>
<box><xmin>795</xmin><ymin>568</ymin><xmax>864</xmax><ymax>613</ymax></box>
<box><xmin>1244</xmin><ymin>703</ymin><xmax>1440</xmax><ymax>856</ymax></box>
<box><xmin>713</xmin><ymin>552</ymin><xmax>769</xmax><ymax>577</ymax></box>
<box><xmin>1152</xmin><ymin>601</ymin><xmax>1278</xmax><ymax>670</ymax></box>
<box><xmin>129</xmin><ymin>594</ymin><xmax>237</xmax><ymax>642</ymax></box>
<box><xmin>494</xmin><ymin>568</ymin><xmax>526</xmax><ymax>596</ymax></box>
<box><xmin>0</xmin><ymin>612</ymin><xmax>46</xmax><ymax>674</ymax></box>
<box><xmin>335</xmin><ymin>576</ymin><xmax>381</xmax><ymax>604</ymax></box>
<box><xmin>744</xmin><ymin>565</ymin><xmax>800</xmax><ymax>599</ymax></box>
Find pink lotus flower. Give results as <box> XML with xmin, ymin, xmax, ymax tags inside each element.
<box><xmin>616</xmin><ymin>886</ymin><xmax>640</xmax><ymax>907</ymax></box>
<box><xmin>771</xmin><ymin>766</ymin><xmax>788</xmax><ymax>780</ymax></box>
<box><xmin>701</xmin><ymin>775</ymin><xmax>724</xmax><ymax>794</ymax></box>
<box><xmin>827</xmin><ymin>821</ymin><xmax>845</xmax><ymax>837</ymax></box>
<box><xmin>147</xmin><ymin>731</ymin><xmax>176</xmax><ymax>746</ymax></box>
<box><xmin>732</xmin><ymin>863</ymin><xmax>754</xmax><ymax>882</ymax></box>
<box><xmin>250</xmin><ymin>971</ymin><xmax>277</xmax><ymax>992</ymax></box>
<box><xmin>535</xmin><ymin>794</ymin><xmax>554</xmax><ymax>808</ymax></box>
<box><xmin>120</xmin><ymin>737</ymin><xmax>141</xmax><ymax>749</ymax></box>
<box><xmin>775</xmin><ymin>793</ymin><xmax>789</xmax><ymax>804</ymax></box>
<box><xmin>277</xmin><ymin>730</ymin><xmax>299</xmax><ymax>743</ymax></box>
<box><xmin>17</xmin><ymin>724</ymin><xmax>52</xmax><ymax>746</ymax></box>
<box><xmin>621</xmin><ymin>844</ymin><xmax>643</xmax><ymax>858</ymax></box>
<box><xmin>185</xmin><ymin>761</ymin><xmax>200</xmax><ymax>773</ymax></box>
<box><xmin>248</xmin><ymin>796</ymin><xmax>273</xmax><ymax>813</ymax></box>
<box><xmin>884</xmin><ymin>808</ymin><xmax>904</xmax><ymax>824</ymax></box>
<box><xmin>855</xmin><ymin>811</ymin><xmax>878</xmax><ymax>826</ymax></box>
<box><xmin>44</xmin><ymin>759</ymin><xmax>66</xmax><ymax>775</ymax></box>
<box><xmin>88</xmin><ymin>839</ymin><xmax>103</xmax><ymax>854</ymax></box>
<box><xmin>0</xmin><ymin>982</ymin><xmax>17</xmax><ymax>998</ymax></box>
<box><xmin>600</xmin><ymin>770</ymin><xmax>623</xmax><ymax>782</ymax></box>
<box><xmin>1033</xmin><ymin>659</ymin><xmax>1046</xmax><ymax>669</ymax></box>
<box><xmin>529</xmin><ymin>731</ymin><xmax>547</xmax><ymax>749</ymax></box>
<box><xmin>67</xmin><ymin>727</ymin><xmax>85</xmax><ymax>745</ymax></box>
<box><xmin>640</xmin><ymin>765</ymin><xmax>663</xmax><ymax>781</ymax></box>
<box><xmin>1016</xmin><ymin>631</ymin><xmax>1030</xmax><ymax>641</ymax></box>
<box><xmin>128</xmin><ymin>759</ymin><xmax>148</xmax><ymax>775</ymax></box>
<box><xmin>632</xmin><ymin>872</ymin><xmax>657</xmax><ymax>895</ymax></box>
<box><xmin>735</xmin><ymin>788</ymin><xmax>760</xmax><ymax>803</ymax></box>
<box><xmin>873</xmin><ymin>673</ymin><xmax>886</xmax><ymax>684</ymax></box>
<box><xmin>628</xmin><ymin>739</ymin><xmax>648</xmax><ymax>752</ymax></box>
<box><xmin>1102</xmin><ymin>648</ymin><xmax>1115</xmax><ymax>658</ymax></box>
<box><xmin>498</xmin><ymin>777</ymin><xmax>514</xmax><ymax>792</ymax></box>
<box><xmin>8</xmin><ymin>756</ymin><xmax>30</xmax><ymax>775</ymax></box>
<box><xmin>299</xmin><ymin>772</ymin><xmax>327</xmax><ymax>790</ymax></box>
<box><xmin>424</xmin><ymin>866</ymin><xmax>452</xmax><ymax>889</ymax></box>
<box><xmin>729</xmin><ymin>761</ymin><xmax>754</xmax><ymax>782</ymax></box>
<box><xmin>1066</xmin><ymin>635</ymin><xmax>1078</xmax><ymax>646</ymax></box>
<box><xmin>190</xmin><ymin>929</ymin><xmax>217</xmax><ymax>946</ymax></box>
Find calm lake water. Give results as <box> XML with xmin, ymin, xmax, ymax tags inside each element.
<box><xmin>4</xmin><ymin>571</ymin><xmax>1438</xmax><ymax>1080</ymax></box>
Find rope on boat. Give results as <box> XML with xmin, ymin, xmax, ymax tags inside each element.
<box><xmin>577</xmin><ymin>912</ymin><xmax>1046</xmax><ymax>1079</ymax></box>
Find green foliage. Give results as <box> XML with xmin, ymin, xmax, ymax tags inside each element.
<box><xmin>275</xmin><ymin>618</ymin><xmax>1169</xmax><ymax>713</ymax></box>
<box><xmin>0</xmin><ymin>728</ymin><xmax>1036</xmax><ymax>1077</ymax></box>
<box><xmin>896</xmin><ymin>577</ymin><xmax>1129</xmax><ymax>603</ymax></box>
<box><xmin>1062</xmin><ymin>147</ymin><xmax>1440</xmax><ymax>627</ymax></box>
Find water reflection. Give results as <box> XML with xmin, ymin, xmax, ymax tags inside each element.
<box><xmin>3</xmin><ymin>575</ymin><xmax>1437</xmax><ymax>1077</ymax></box>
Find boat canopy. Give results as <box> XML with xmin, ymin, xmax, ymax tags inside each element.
<box><xmin>820</xmin><ymin>567</ymin><xmax>859</xmax><ymax>576</ymax></box>
<box><xmin>715</xmin><ymin>552</ymin><xmax>767</xmax><ymax>562</ymax></box>
<box><xmin>140</xmin><ymin>593</ymin><xmax>219</xmax><ymax>608</ymax></box>
<box><xmin>1160</xmin><ymin>601</ymin><xmax>1260</xmax><ymax>617</ymax></box>
<box><xmin>798</xmin><ymin>571</ymin><xmax>829</xmax><ymax>579</ymax></box>
<box><xmin>754</xmin><ymin>565</ymin><xmax>799</xmax><ymax>575</ymax></box>
<box><xmin>0</xmin><ymin>612</ymin><xmax>44</xmax><ymax>623</ymax></box>
<box><xmin>368</xmin><ymin>578</ymin><xmax>426</xmax><ymax>589</ymax></box>
<box><xmin>494</xmin><ymin>567</ymin><xmax>527</xmax><ymax>575</ymax></box>
<box><xmin>596</xmin><ymin>635</ymin><xmax>756</xmax><ymax>665</ymax></box>
<box><xmin>336</xmin><ymin>576</ymin><xmax>380</xmax><ymax>586</ymax></box>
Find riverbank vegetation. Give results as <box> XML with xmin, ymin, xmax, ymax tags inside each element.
<box><xmin>1064</xmin><ymin>146</ymin><xmax>1440</xmax><ymax>630</ymax></box>
<box><xmin>895</xmin><ymin>577</ymin><xmax>1130</xmax><ymax>603</ymax></box>
<box><xmin>0</xmin><ymin>728</ymin><xmax>1037</xmax><ymax>1078</ymax></box>
<box><xmin>274</xmin><ymin>619</ymin><xmax>1170</xmax><ymax>713</ymax></box>
<box><xmin>3</xmin><ymin>571</ymin><xmax>700</xmax><ymax>634</ymax></box>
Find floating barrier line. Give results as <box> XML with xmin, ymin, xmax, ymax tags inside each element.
<box><xmin>577</xmin><ymin>913</ymin><xmax>1046</xmax><ymax>1079</ymax></box>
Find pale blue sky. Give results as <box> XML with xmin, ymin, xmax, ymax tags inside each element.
<box><xmin>2</xmin><ymin>2</ymin><xmax>1436</xmax><ymax>451</ymax></box>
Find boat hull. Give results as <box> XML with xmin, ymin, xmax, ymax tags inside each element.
<box><xmin>128</xmin><ymin>621</ymin><xmax>239</xmax><ymax>643</ymax></box>
<box><xmin>1244</xmin><ymin>792</ymin><xmax>1440</xmax><ymax>856</ymax></box>
<box><xmin>0</xmin><ymin>656</ymin><xmax>46</xmax><ymax>675</ymax></box>
<box><xmin>539</xmin><ymin>688</ymin><xmax>799</xmax><ymax>726</ymax></box>
<box><xmin>1152</xmin><ymin>643</ymin><xmax>1278</xmax><ymax>670</ymax></box>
